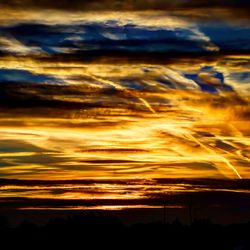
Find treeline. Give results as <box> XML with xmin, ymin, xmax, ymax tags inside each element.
<box><xmin>0</xmin><ymin>214</ymin><xmax>249</xmax><ymax>249</ymax></box>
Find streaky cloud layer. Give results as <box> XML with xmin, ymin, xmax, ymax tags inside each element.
<box><xmin>0</xmin><ymin>4</ymin><xmax>250</xmax><ymax>211</ymax></box>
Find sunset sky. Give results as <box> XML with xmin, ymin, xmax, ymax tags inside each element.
<box><xmin>0</xmin><ymin>1</ymin><xmax>250</xmax><ymax>220</ymax></box>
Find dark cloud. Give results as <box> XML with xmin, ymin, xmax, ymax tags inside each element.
<box><xmin>0</xmin><ymin>140</ymin><xmax>44</xmax><ymax>153</ymax></box>
<box><xmin>0</xmin><ymin>23</ymin><xmax>213</xmax><ymax>55</ymax></box>
<box><xmin>0</xmin><ymin>69</ymin><xmax>62</xmax><ymax>83</ymax></box>
<box><xmin>1</xmin><ymin>0</ymin><xmax>250</xmax><ymax>11</ymax></box>
<box><xmin>1</xmin><ymin>21</ymin><xmax>249</xmax><ymax>58</ymax></box>
<box><xmin>1</xmin><ymin>178</ymin><xmax>250</xmax><ymax>190</ymax></box>
<box><xmin>1</xmin><ymin>178</ymin><xmax>250</xmax><ymax>207</ymax></box>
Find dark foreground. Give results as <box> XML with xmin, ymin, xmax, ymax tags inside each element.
<box><xmin>0</xmin><ymin>214</ymin><xmax>249</xmax><ymax>249</ymax></box>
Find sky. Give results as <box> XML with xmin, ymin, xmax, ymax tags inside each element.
<box><xmin>0</xmin><ymin>1</ymin><xmax>250</xmax><ymax>220</ymax></box>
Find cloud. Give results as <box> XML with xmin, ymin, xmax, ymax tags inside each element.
<box><xmin>0</xmin><ymin>0</ymin><xmax>249</xmax><ymax>214</ymax></box>
<box><xmin>0</xmin><ymin>21</ymin><xmax>221</xmax><ymax>56</ymax></box>
<box><xmin>0</xmin><ymin>35</ymin><xmax>42</xmax><ymax>55</ymax></box>
<box><xmin>0</xmin><ymin>69</ymin><xmax>63</xmax><ymax>84</ymax></box>
<box><xmin>0</xmin><ymin>11</ymin><xmax>248</xmax><ymax>59</ymax></box>
<box><xmin>1</xmin><ymin>178</ymin><xmax>250</xmax><ymax>212</ymax></box>
<box><xmin>1</xmin><ymin>0</ymin><xmax>250</xmax><ymax>11</ymax></box>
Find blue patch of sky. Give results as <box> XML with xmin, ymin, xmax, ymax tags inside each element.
<box><xmin>0</xmin><ymin>69</ymin><xmax>63</xmax><ymax>84</ymax></box>
<box><xmin>199</xmin><ymin>22</ymin><xmax>250</xmax><ymax>51</ymax></box>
